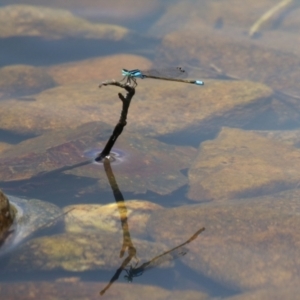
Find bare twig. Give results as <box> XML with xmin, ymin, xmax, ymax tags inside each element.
<box><xmin>96</xmin><ymin>82</ymin><xmax>135</xmax><ymax>162</ymax></box>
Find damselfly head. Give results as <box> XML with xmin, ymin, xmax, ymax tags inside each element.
<box><xmin>176</xmin><ymin>67</ymin><xmax>186</xmax><ymax>74</ymax></box>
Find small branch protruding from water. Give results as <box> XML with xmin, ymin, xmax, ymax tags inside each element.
<box><xmin>96</xmin><ymin>82</ymin><xmax>135</xmax><ymax>162</ymax></box>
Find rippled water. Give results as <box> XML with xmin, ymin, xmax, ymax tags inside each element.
<box><xmin>0</xmin><ymin>0</ymin><xmax>300</xmax><ymax>299</ymax></box>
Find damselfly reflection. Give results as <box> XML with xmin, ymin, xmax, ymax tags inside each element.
<box><xmin>124</xmin><ymin>246</ymin><xmax>188</xmax><ymax>282</ymax></box>
<box><xmin>124</xmin><ymin>227</ymin><xmax>205</xmax><ymax>282</ymax></box>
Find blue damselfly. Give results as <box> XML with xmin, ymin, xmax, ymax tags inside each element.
<box><xmin>121</xmin><ymin>67</ymin><xmax>204</xmax><ymax>87</ymax></box>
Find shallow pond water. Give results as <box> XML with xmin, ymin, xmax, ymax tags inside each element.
<box><xmin>0</xmin><ymin>1</ymin><xmax>300</xmax><ymax>299</ymax></box>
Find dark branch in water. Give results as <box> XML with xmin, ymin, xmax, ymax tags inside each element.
<box><xmin>96</xmin><ymin>82</ymin><xmax>135</xmax><ymax>162</ymax></box>
<box><xmin>124</xmin><ymin>227</ymin><xmax>205</xmax><ymax>282</ymax></box>
<box><xmin>99</xmin><ymin>158</ymin><xmax>206</xmax><ymax>294</ymax></box>
<box><xmin>100</xmin><ymin>158</ymin><xmax>137</xmax><ymax>296</ymax></box>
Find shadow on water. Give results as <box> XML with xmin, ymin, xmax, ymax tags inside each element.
<box><xmin>0</xmin><ymin>35</ymin><xmax>158</xmax><ymax>67</ymax></box>
<box><xmin>157</xmin><ymin>129</ymin><xmax>220</xmax><ymax>148</ymax></box>
<box><xmin>0</xmin><ymin>129</ymin><xmax>38</xmax><ymax>144</ymax></box>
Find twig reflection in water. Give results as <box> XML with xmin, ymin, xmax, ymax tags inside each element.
<box><xmin>124</xmin><ymin>227</ymin><xmax>205</xmax><ymax>283</ymax></box>
<box><xmin>99</xmin><ymin>157</ymin><xmax>137</xmax><ymax>296</ymax></box>
<box><xmin>99</xmin><ymin>157</ymin><xmax>205</xmax><ymax>295</ymax></box>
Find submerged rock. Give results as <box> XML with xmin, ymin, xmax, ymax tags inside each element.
<box><xmin>0</xmin><ymin>192</ymin><xmax>62</xmax><ymax>256</ymax></box>
<box><xmin>150</xmin><ymin>0</ymin><xmax>300</xmax><ymax>37</ymax></box>
<box><xmin>0</xmin><ymin>122</ymin><xmax>196</xmax><ymax>195</ymax></box>
<box><xmin>0</xmin><ymin>191</ymin><xmax>15</xmax><ymax>247</ymax></box>
<box><xmin>226</xmin><ymin>285</ymin><xmax>300</xmax><ymax>300</ymax></box>
<box><xmin>46</xmin><ymin>54</ymin><xmax>152</xmax><ymax>86</ymax></box>
<box><xmin>0</xmin><ymin>5</ymin><xmax>130</xmax><ymax>40</ymax></box>
<box><xmin>66</xmin><ymin>133</ymin><xmax>196</xmax><ymax>195</ymax></box>
<box><xmin>147</xmin><ymin>189</ymin><xmax>300</xmax><ymax>291</ymax></box>
<box><xmin>0</xmin><ymin>122</ymin><xmax>113</xmax><ymax>182</ymax></box>
<box><xmin>63</xmin><ymin>200</ymin><xmax>164</xmax><ymax>238</ymax></box>
<box><xmin>0</xmin><ymin>77</ymin><xmax>273</xmax><ymax>138</ymax></box>
<box><xmin>0</xmin><ymin>280</ymin><xmax>210</xmax><ymax>300</ymax></box>
<box><xmin>156</xmin><ymin>24</ymin><xmax>300</xmax><ymax>97</ymax></box>
<box><xmin>0</xmin><ymin>65</ymin><xmax>56</xmax><ymax>100</ymax></box>
<box><xmin>0</xmin><ymin>0</ymin><xmax>162</xmax><ymax>26</ymax></box>
<box><xmin>253</xmin><ymin>129</ymin><xmax>300</xmax><ymax>148</ymax></box>
<box><xmin>4</xmin><ymin>231</ymin><xmax>176</xmax><ymax>272</ymax></box>
<box><xmin>150</xmin><ymin>0</ymin><xmax>300</xmax><ymax>99</ymax></box>
<box><xmin>188</xmin><ymin>127</ymin><xmax>300</xmax><ymax>202</ymax></box>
